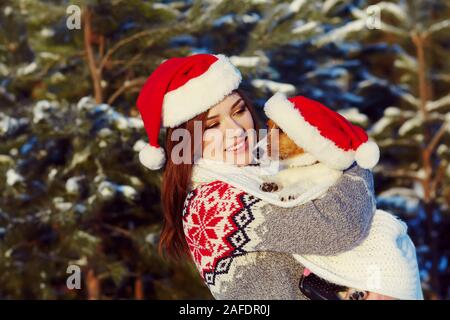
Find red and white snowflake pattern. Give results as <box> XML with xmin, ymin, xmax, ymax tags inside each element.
<box><xmin>182</xmin><ymin>180</ymin><xmax>259</xmax><ymax>285</ymax></box>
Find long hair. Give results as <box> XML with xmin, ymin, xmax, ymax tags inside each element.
<box><xmin>159</xmin><ymin>89</ymin><xmax>261</xmax><ymax>261</ymax></box>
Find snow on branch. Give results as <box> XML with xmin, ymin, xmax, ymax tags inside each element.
<box><xmin>426</xmin><ymin>94</ymin><xmax>450</xmax><ymax>112</ymax></box>
<box><xmin>251</xmin><ymin>79</ymin><xmax>296</xmax><ymax>95</ymax></box>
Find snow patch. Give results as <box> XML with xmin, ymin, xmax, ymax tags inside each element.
<box><xmin>251</xmin><ymin>79</ymin><xmax>296</xmax><ymax>95</ymax></box>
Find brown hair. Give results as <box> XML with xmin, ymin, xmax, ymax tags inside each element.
<box><xmin>159</xmin><ymin>89</ymin><xmax>261</xmax><ymax>260</ymax></box>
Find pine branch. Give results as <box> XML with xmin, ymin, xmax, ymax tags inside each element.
<box><xmin>98</xmin><ymin>30</ymin><xmax>154</xmax><ymax>72</ymax></box>
<box><xmin>86</xmin><ymin>268</ymin><xmax>100</xmax><ymax>300</ymax></box>
<box><xmin>83</xmin><ymin>7</ymin><xmax>103</xmax><ymax>103</ymax></box>
<box><xmin>411</xmin><ymin>31</ymin><xmax>429</xmax><ymax>123</ymax></box>
<box><xmin>116</xmin><ymin>52</ymin><xmax>144</xmax><ymax>75</ymax></box>
<box><xmin>134</xmin><ymin>274</ymin><xmax>144</xmax><ymax>300</ymax></box>
<box><xmin>379</xmin><ymin>169</ymin><xmax>423</xmax><ymax>182</ymax></box>
<box><xmin>426</xmin><ymin>122</ymin><xmax>448</xmax><ymax>155</ymax></box>
<box><xmin>107</xmin><ymin>77</ymin><xmax>147</xmax><ymax>105</ymax></box>
<box><xmin>103</xmin><ymin>224</ymin><xmax>133</xmax><ymax>238</ymax></box>
<box><xmin>99</xmin><ymin>35</ymin><xmax>105</xmax><ymax>58</ymax></box>
<box><xmin>431</xmin><ymin>160</ymin><xmax>448</xmax><ymax>198</ymax></box>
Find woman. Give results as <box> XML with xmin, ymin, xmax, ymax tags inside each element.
<box><xmin>136</xmin><ymin>53</ymin><xmax>387</xmax><ymax>299</ymax></box>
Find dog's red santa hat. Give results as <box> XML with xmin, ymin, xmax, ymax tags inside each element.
<box><xmin>136</xmin><ymin>53</ymin><xmax>242</xmax><ymax>170</ymax></box>
<box><xmin>264</xmin><ymin>92</ymin><xmax>380</xmax><ymax>170</ymax></box>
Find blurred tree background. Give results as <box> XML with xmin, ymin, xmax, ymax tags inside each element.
<box><xmin>0</xmin><ymin>0</ymin><xmax>449</xmax><ymax>299</ymax></box>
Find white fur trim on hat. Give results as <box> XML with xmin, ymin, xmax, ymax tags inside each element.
<box><xmin>139</xmin><ymin>145</ymin><xmax>166</xmax><ymax>170</ymax></box>
<box><xmin>355</xmin><ymin>140</ymin><xmax>380</xmax><ymax>169</ymax></box>
<box><xmin>279</xmin><ymin>152</ymin><xmax>318</xmax><ymax>168</ymax></box>
<box><xmin>264</xmin><ymin>92</ymin><xmax>355</xmax><ymax>171</ymax></box>
<box><xmin>162</xmin><ymin>54</ymin><xmax>242</xmax><ymax>128</ymax></box>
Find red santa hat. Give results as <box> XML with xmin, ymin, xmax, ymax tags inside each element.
<box><xmin>136</xmin><ymin>53</ymin><xmax>242</xmax><ymax>170</ymax></box>
<box><xmin>264</xmin><ymin>92</ymin><xmax>380</xmax><ymax>170</ymax></box>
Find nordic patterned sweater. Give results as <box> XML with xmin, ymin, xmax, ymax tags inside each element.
<box><xmin>182</xmin><ymin>163</ymin><xmax>376</xmax><ymax>299</ymax></box>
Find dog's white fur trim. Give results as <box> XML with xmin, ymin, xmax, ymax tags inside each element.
<box><xmin>162</xmin><ymin>54</ymin><xmax>242</xmax><ymax>128</ymax></box>
<box><xmin>139</xmin><ymin>144</ymin><xmax>166</xmax><ymax>170</ymax></box>
<box><xmin>279</xmin><ymin>152</ymin><xmax>318</xmax><ymax>168</ymax></box>
<box><xmin>264</xmin><ymin>92</ymin><xmax>355</xmax><ymax>170</ymax></box>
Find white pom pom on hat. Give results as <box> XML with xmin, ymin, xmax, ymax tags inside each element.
<box><xmin>138</xmin><ymin>145</ymin><xmax>166</xmax><ymax>171</ymax></box>
<box><xmin>135</xmin><ymin>53</ymin><xmax>242</xmax><ymax>170</ymax></box>
<box><xmin>355</xmin><ymin>140</ymin><xmax>380</xmax><ymax>169</ymax></box>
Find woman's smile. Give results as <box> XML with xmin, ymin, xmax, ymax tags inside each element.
<box><xmin>201</xmin><ymin>91</ymin><xmax>256</xmax><ymax>165</ymax></box>
<box><xmin>225</xmin><ymin>136</ymin><xmax>248</xmax><ymax>154</ymax></box>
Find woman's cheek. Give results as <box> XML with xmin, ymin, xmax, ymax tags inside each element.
<box><xmin>241</xmin><ymin>111</ymin><xmax>254</xmax><ymax>130</ymax></box>
<box><xmin>203</xmin><ymin>129</ymin><xmax>225</xmax><ymax>160</ymax></box>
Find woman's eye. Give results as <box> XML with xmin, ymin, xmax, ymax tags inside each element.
<box><xmin>233</xmin><ymin>106</ymin><xmax>247</xmax><ymax>116</ymax></box>
<box><xmin>206</xmin><ymin>122</ymin><xmax>219</xmax><ymax>130</ymax></box>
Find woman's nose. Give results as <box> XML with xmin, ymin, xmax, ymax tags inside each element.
<box><xmin>225</xmin><ymin>125</ymin><xmax>245</xmax><ymax>141</ymax></box>
<box><xmin>224</xmin><ymin>116</ymin><xmax>245</xmax><ymax>135</ymax></box>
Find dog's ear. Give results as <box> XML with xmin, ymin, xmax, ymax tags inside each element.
<box><xmin>267</xmin><ymin>118</ymin><xmax>305</xmax><ymax>160</ymax></box>
<box><xmin>267</xmin><ymin>119</ymin><xmax>280</xmax><ymax>131</ymax></box>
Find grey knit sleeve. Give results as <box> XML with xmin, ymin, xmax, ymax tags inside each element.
<box><xmin>249</xmin><ymin>163</ymin><xmax>376</xmax><ymax>256</ymax></box>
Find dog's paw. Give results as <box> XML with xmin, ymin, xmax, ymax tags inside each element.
<box><xmin>259</xmin><ymin>182</ymin><xmax>279</xmax><ymax>192</ymax></box>
<box><xmin>280</xmin><ymin>193</ymin><xmax>299</xmax><ymax>202</ymax></box>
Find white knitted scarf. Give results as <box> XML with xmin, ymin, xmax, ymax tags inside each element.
<box><xmin>191</xmin><ymin>154</ymin><xmax>342</xmax><ymax>208</ymax></box>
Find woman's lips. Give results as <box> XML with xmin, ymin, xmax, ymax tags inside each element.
<box><xmin>225</xmin><ymin>136</ymin><xmax>248</xmax><ymax>153</ymax></box>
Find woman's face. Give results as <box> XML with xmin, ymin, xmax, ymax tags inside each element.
<box><xmin>202</xmin><ymin>92</ymin><xmax>255</xmax><ymax>166</ymax></box>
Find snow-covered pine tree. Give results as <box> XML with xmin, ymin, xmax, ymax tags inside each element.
<box><xmin>195</xmin><ymin>0</ymin><xmax>399</xmax><ymax>123</ymax></box>
<box><xmin>0</xmin><ymin>94</ymin><xmax>213</xmax><ymax>298</ymax></box>
<box><xmin>1</xmin><ymin>0</ymin><xmax>449</xmax><ymax>299</ymax></box>
<box><xmin>0</xmin><ymin>0</ymin><xmax>214</xmax><ymax>299</ymax></box>
<box><xmin>316</xmin><ymin>0</ymin><xmax>450</xmax><ymax>298</ymax></box>
<box><xmin>202</xmin><ymin>0</ymin><xmax>450</xmax><ymax>298</ymax></box>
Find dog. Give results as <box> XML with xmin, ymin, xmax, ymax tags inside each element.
<box><xmin>259</xmin><ymin>119</ymin><xmax>305</xmax><ymax>193</ymax></box>
<box><xmin>266</xmin><ymin>119</ymin><xmax>306</xmax><ymax>160</ymax></box>
<box><xmin>259</xmin><ymin>119</ymin><xmax>342</xmax><ymax>201</ymax></box>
